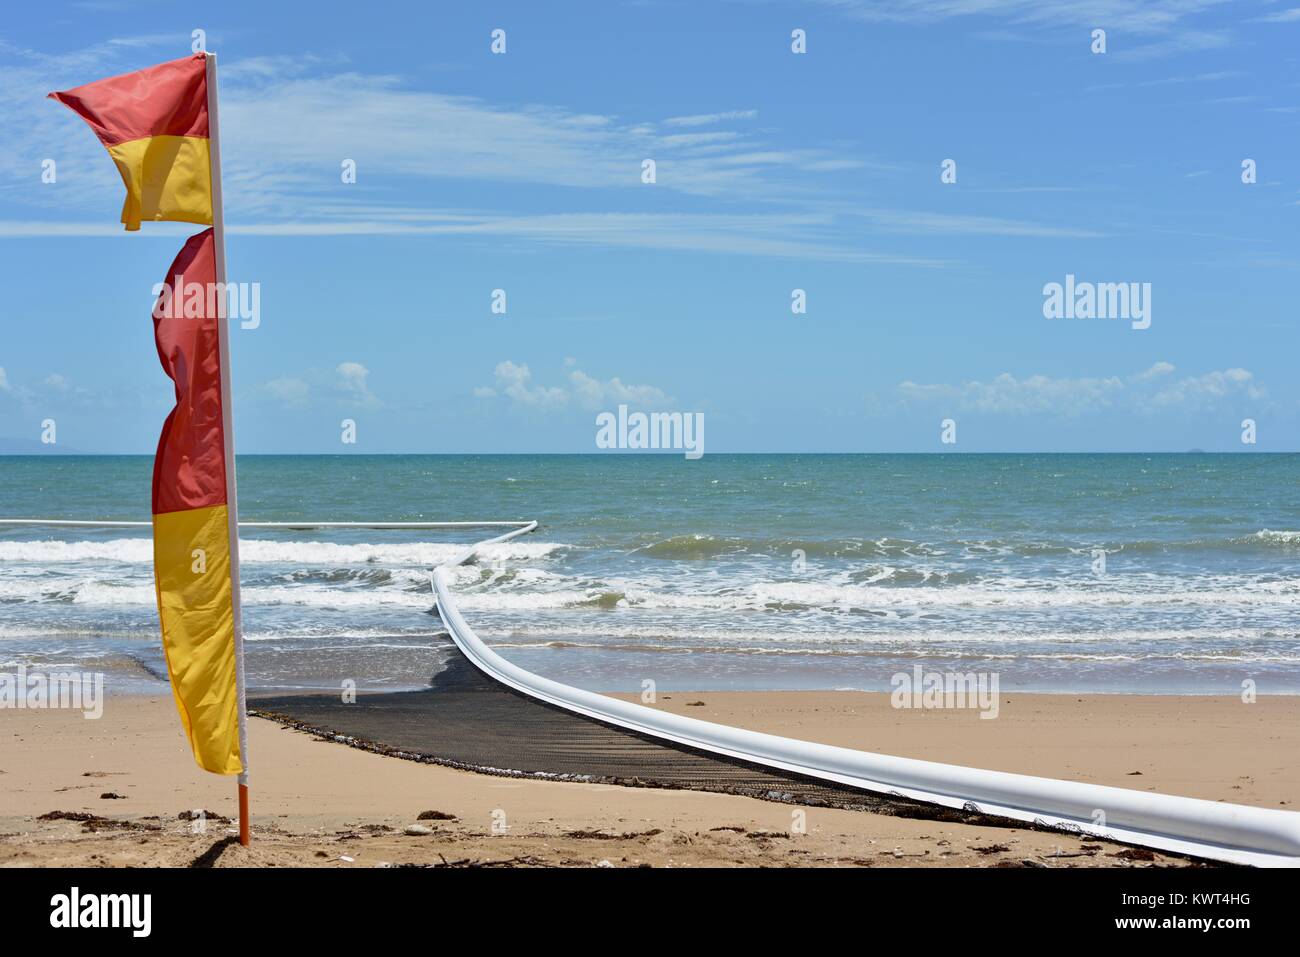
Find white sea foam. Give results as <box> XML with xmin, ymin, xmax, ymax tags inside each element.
<box><xmin>1257</xmin><ymin>529</ymin><xmax>1300</xmax><ymax>543</ymax></box>
<box><xmin>456</xmin><ymin>575</ymin><xmax>1300</xmax><ymax>613</ymax></box>
<box><xmin>7</xmin><ymin>567</ymin><xmax>1298</xmax><ymax>612</ymax></box>
<box><xmin>483</xmin><ymin>639</ymin><xmax>1300</xmax><ymax>663</ymax></box>
<box><xmin>476</xmin><ymin>622</ymin><xmax>1292</xmax><ymax>647</ymax></box>
<box><xmin>242</xmin><ymin>625</ymin><xmax>443</xmax><ymax>642</ymax></box>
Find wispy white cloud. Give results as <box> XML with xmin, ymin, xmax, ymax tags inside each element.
<box><xmin>0</xmin><ymin>211</ymin><xmax>956</xmax><ymax>264</ymax></box>
<box><xmin>808</xmin><ymin>0</ymin><xmax>1236</xmax><ymax>59</ymax></box>
<box><xmin>209</xmin><ymin>69</ymin><xmax>872</xmax><ymax>213</ymax></box>
<box><xmin>1134</xmin><ymin>360</ymin><xmax>1176</xmax><ymax>380</ymax></box>
<box><xmin>477</xmin><ymin>361</ymin><xmax>672</xmax><ymax>412</ymax></box>
<box><xmin>1111</xmin><ymin>29</ymin><xmax>1233</xmax><ymax>60</ymax></box>
<box><xmin>0</xmin><ymin>366</ymin><xmax>92</xmax><ymax>408</ymax></box>
<box><xmin>567</xmin><ymin>369</ymin><xmax>672</xmax><ymax>411</ymax></box>
<box><xmin>0</xmin><ymin>222</ymin><xmax>147</xmax><ymax>237</ymax></box>
<box><xmin>1149</xmin><ymin>367</ymin><xmax>1264</xmax><ymax>408</ymax></box>
<box><xmin>1252</xmin><ymin>7</ymin><xmax>1300</xmax><ymax>23</ymax></box>
<box><xmin>1086</xmin><ymin>69</ymin><xmax>1241</xmax><ymax>92</ymax></box>
<box><xmin>1141</xmin><ymin>69</ymin><xmax>1242</xmax><ymax>85</ymax></box>
<box><xmin>260</xmin><ymin>376</ymin><xmax>311</xmax><ymax>408</ymax></box>
<box><xmin>254</xmin><ymin>363</ymin><xmax>382</xmax><ymax>410</ymax></box>
<box><xmin>0</xmin><ymin>203</ymin><xmax>1097</xmax><ymax>259</ymax></box>
<box><xmin>809</xmin><ymin>0</ymin><xmax>1229</xmax><ymax>33</ymax></box>
<box><xmin>896</xmin><ymin>362</ymin><xmax>1263</xmax><ymax>416</ymax></box>
<box><xmin>335</xmin><ymin>362</ymin><xmax>379</xmax><ymax>408</ymax></box>
<box><xmin>898</xmin><ymin>371</ymin><xmax>1126</xmax><ymax>416</ymax></box>
<box><xmin>487</xmin><ymin>361</ymin><xmax>568</xmax><ymax>409</ymax></box>
<box><xmin>663</xmin><ymin>110</ymin><xmax>759</xmax><ymax>127</ymax></box>
<box><xmin>845</xmin><ymin>208</ymin><xmax>1106</xmax><ymax>239</ymax></box>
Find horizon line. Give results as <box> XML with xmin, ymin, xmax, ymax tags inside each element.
<box><xmin>2</xmin><ymin>450</ymin><xmax>1297</xmax><ymax>458</ymax></box>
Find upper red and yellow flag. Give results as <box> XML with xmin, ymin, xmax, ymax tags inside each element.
<box><xmin>49</xmin><ymin>54</ymin><xmax>212</xmax><ymax>231</ymax></box>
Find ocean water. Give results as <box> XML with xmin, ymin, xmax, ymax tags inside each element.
<box><xmin>1</xmin><ymin>453</ymin><xmax>1297</xmax><ymax>695</ymax></box>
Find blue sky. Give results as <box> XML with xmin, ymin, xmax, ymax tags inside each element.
<box><xmin>0</xmin><ymin>0</ymin><xmax>1297</xmax><ymax>453</ymax></box>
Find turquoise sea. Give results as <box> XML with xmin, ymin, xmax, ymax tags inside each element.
<box><xmin>1</xmin><ymin>453</ymin><xmax>1297</xmax><ymax>694</ymax></box>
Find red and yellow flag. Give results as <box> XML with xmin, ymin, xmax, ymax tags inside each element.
<box><xmin>151</xmin><ymin>229</ymin><xmax>242</xmax><ymax>775</ymax></box>
<box><xmin>49</xmin><ymin>54</ymin><xmax>213</xmax><ymax>232</ymax></box>
<box><xmin>50</xmin><ymin>54</ymin><xmax>243</xmax><ymax>778</ymax></box>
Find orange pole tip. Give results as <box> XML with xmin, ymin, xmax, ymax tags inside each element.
<box><xmin>238</xmin><ymin>782</ymin><xmax>250</xmax><ymax>847</ymax></box>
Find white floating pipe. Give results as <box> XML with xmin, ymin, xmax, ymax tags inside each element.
<box><xmin>443</xmin><ymin>520</ymin><xmax>539</xmax><ymax>567</ymax></box>
<box><xmin>0</xmin><ymin>519</ymin><xmax>534</xmax><ymax>530</ymax></box>
<box><xmin>433</xmin><ymin>537</ymin><xmax>1300</xmax><ymax>868</ymax></box>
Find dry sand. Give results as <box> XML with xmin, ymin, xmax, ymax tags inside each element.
<box><xmin>1</xmin><ymin>690</ymin><xmax>1295</xmax><ymax>868</ymax></box>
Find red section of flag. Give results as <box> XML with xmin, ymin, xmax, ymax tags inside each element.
<box><xmin>152</xmin><ymin>228</ymin><xmax>228</xmax><ymax>515</ymax></box>
<box><xmin>48</xmin><ymin>53</ymin><xmax>209</xmax><ymax>148</ymax></box>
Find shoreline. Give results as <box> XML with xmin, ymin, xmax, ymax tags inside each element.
<box><xmin>2</xmin><ymin>689</ymin><xmax>1295</xmax><ymax>867</ymax></box>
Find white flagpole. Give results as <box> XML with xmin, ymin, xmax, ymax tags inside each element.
<box><xmin>205</xmin><ymin>50</ymin><xmax>250</xmax><ymax>847</ymax></box>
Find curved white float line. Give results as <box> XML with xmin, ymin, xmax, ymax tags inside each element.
<box><xmin>434</xmin><ymin>526</ymin><xmax>1300</xmax><ymax>868</ymax></box>
<box><xmin>0</xmin><ymin>519</ymin><xmax>532</xmax><ymax>530</ymax></box>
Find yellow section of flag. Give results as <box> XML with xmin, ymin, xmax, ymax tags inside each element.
<box><xmin>107</xmin><ymin>135</ymin><xmax>212</xmax><ymax>231</ymax></box>
<box><xmin>152</xmin><ymin>504</ymin><xmax>242</xmax><ymax>775</ymax></box>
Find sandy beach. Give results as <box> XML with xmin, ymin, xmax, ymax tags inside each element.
<box><xmin>2</xmin><ymin>690</ymin><xmax>1294</xmax><ymax>868</ymax></box>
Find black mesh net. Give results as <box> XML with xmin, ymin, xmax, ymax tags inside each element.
<box><xmin>254</xmin><ymin>633</ymin><xmax>983</xmax><ymax>822</ymax></box>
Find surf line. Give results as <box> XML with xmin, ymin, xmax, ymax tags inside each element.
<box><xmin>433</xmin><ymin>522</ymin><xmax>1300</xmax><ymax>869</ymax></box>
